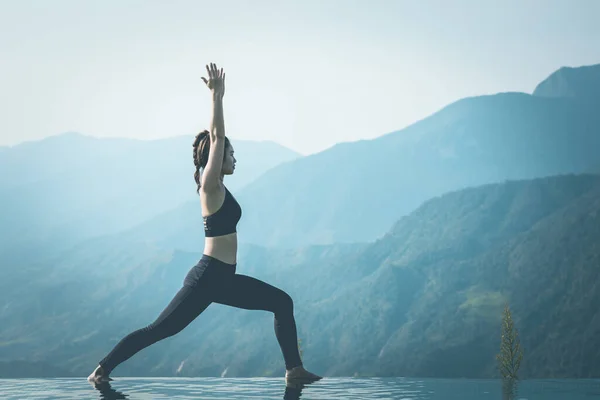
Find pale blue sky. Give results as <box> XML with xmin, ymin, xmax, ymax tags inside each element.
<box><xmin>1</xmin><ymin>0</ymin><xmax>599</xmax><ymax>154</ymax></box>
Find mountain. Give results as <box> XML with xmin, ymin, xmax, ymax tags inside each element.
<box><xmin>371</xmin><ymin>173</ymin><xmax>600</xmax><ymax>378</ymax></box>
<box><xmin>125</xmin><ymin>65</ymin><xmax>600</xmax><ymax>250</ymax></box>
<box><xmin>1</xmin><ymin>174</ymin><xmax>599</xmax><ymax>379</ymax></box>
<box><xmin>234</xmin><ymin>88</ymin><xmax>600</xmax><ymax>248</ymax></box>
<box><xmin>533</xmin><ymin>64</ymin><xmax>600</xmax><ymax>103</ymax></box>
<box><xmin>589</xmin><ymin>163</ymin><xmax>600</xmax><ymax>174</ymax></box>
<box><xmin>0</xmin><ymin>133</ymin><xmax>300</xmax><ymax>259</ymax></box>
<box><xmin>0</xmin><ymin>361</ymin><xmax>75</xmax><ymax>378</ymax></box>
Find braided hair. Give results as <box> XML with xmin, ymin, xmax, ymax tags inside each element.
<box><xmin>192</xmin><ymin>130</ymin><xmax>231</xmax><ymax>194</ymax></box>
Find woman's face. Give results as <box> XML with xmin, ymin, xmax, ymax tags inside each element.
<box><xmin>222</xmin><ymin>143</ymin><xmax>236</xmax><ymax>175</ymax></box>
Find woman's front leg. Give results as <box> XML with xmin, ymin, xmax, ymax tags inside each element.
<box><xmin>212</xmin><ymin>273</ymin><xmax>303</xmax><ymax>371</ymax></box>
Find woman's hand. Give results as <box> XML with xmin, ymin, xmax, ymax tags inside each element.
<box><xmin>201</xmin><ymin>62</ymin><xmax>225</xmax><ymax>98</ymax></box>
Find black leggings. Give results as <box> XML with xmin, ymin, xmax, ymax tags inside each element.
<box><xmin>99</xmin><ymin>254</ymin><xmax>303</xmax><ymax>375</ymax></box>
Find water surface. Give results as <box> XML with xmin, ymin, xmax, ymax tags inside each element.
<box><xmin>1</xmin><ymin>377</ymin><xmax>599</xmax><ymax>399</ymax></box>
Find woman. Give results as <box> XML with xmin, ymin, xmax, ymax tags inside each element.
<box><xmin>88</xmin><ymin>63</ymin><xmax>321</xmax><ymax>384</ymax></box>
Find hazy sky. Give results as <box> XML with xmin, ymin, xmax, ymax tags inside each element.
<box><xmin>2</xmin><ymin>0</ymin><xmax>599</xmax><ymax>155</ymax></box>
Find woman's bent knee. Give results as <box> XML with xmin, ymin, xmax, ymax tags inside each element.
<box><xmin>277</xmin><ymin>291</ymin><xmax>294</xmax><ymax>314</ymax></box>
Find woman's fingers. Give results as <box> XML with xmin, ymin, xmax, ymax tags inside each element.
<box><xmin>204</xmin><ymin>63</ymin><xmax>225</xmax><ymax>80</ymax></box>
<box><xmin>202</xmin><ymin>63</ymin><xmax>225</xmax><ymax>92</ymax></box>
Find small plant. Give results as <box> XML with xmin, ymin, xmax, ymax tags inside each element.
<box><xmin>496</xmin><ymin>303</ymin><xmax>524</xmax><ymax>399</ymax></box>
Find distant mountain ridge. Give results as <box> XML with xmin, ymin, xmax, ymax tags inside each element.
<box><xmin>0</xmin><ymin>132</ymin><xmax>300</xmax><ymax>187</ymax></box>
<box><xmin>533</xmin><ymin>64</ymin><xmax>600</xmax><ymax>103</ymax></box>
<box><xmin>230</xmin><ymin>64</ymin><xmax>600</xmax><ymax>247</ymax></box>
<box><xmin>0</xmin><ymin>133</ymin><xmax>300</xmax><ymax>259</ymax></box>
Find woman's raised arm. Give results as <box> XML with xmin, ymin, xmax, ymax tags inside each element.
<box><xmin>200</xmin><ymin>63</ymin><xmax>226</xmax><ymax>192</ymax></box>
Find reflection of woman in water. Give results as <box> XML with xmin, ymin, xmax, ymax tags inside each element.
<box><xmin>88</xmin><ymin>63</ymin><xmax>321</xmax><ymax>385</ymax></box>
<box><xmin>92</xmin><ymin>379</ymin><xmax>306</xmax><ymax>400</ymax></box>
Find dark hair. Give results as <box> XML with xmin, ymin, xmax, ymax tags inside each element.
<box><xmin>192</xmin><ymin>130</ymin><xmax>231</xmax><ymax>194</ymax></box>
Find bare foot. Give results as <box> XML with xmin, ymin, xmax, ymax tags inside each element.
<box><xmin>87</xmin><ymin>365</ymin><xmax>113</xmax><ymax>384</ymax></box>
<box><xmin>285</xmin><ymin>365</ymin><xmax>322</xmax><ymax>384</ymax></box>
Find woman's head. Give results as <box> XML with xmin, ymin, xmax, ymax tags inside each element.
<box><xmin>192</xmin><ymin>130</ymin><xmax>236</xmax><ymax>193</ymax></box>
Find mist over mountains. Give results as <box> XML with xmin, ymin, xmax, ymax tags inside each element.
<box><xmin>0</xmin><ymin>134</ymin><xmax>299</xmax><ymax>259</ymax></box>
<box><xmin>1</xmin><ymin>63</ymin><xmax>599</xmax><ymax>379</ymax></box>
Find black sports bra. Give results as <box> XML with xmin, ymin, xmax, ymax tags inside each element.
<box><xmin>203</xmin><ymin>187</ymin><xmax>242</xmax><ymax>237</ymax></box>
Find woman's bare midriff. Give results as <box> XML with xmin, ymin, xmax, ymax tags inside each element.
<box><xmin>203</xmin><ymin>233</ymin><xmax>238</xmax><ymax>265</ymax></box>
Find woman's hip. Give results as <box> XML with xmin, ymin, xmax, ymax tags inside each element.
<box><xmin>183</xmin><ymin>254</ymin><xmax>237</xmax><ymax>287</ymax></box>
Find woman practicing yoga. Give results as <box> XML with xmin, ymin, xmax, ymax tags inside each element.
<box><xmin>88</xmin><ymin>63</ymin><xmax>321</xmax><ymax>384</ymax></box>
